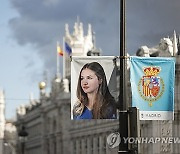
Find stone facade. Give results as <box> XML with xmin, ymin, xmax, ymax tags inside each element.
<box><xmin>15</xmin><ymin>24</ymin><xmax>180</xmax><ymax>154</ymax></box>
<box><xmin>137</xmin><ymin>33</ymin><xmax>180</xmax><ymax>154</ymax></box>
<box><xmin>15</xmin><ymin>77</ymin><xmax>119</xmax><ymax>154</ymax></box>
<box><xmin>63</xmin><ymin>21</ymin><xmax>100</xmax><ymax>79</ymax></box>
<box><xmin>15</xmin><ymin>21</ymin><xmax>118</xmax><ymax>154</ymax></box>
<box><xmin>0</xmin><ymin>90</ymin><xmax>5</xmax><ymax>154</ymax></box>
<box><xmin>138</xmin><ymin>56</ymin><xmax>180</xmax><ymax>154</ymax></box>
<box><xmin>0</xmin><ymin>89</ymin><xmax>17</xmax><ymax>154</ymax></box>
<box><xmin>15</xmin><ymin>55</ymin><xmax>180</xmax><ymax>154</ymax></box>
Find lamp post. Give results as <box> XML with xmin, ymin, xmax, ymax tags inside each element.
<box><xmin>119</xmin><ymin>0</ymin><xmax>129</xmax><ymax>153</ymax></box>
<box><xmin>18</xmin><ymin>126</ymin><xmax>28</xmax><ymax>154</ymax></box>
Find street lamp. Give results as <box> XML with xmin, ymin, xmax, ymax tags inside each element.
<box><xmin>18</xmin><ymin>126</ymin><xmax>28</xmax><ymax>154</ymax></box>
<box><xmin>119</xmin><ymin>0</ymin><xmax>129</xmax><ymax>153</ymax></box>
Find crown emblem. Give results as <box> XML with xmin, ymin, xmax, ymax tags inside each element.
<box><xmin>138</xmin><ymin>66</ymin><xmax>164</xmax><ymax>107</ymax></box>
<box><xmin>143</xmin><ymin>66</ymin><xmax>161</xmax><ymax>76</ymax></box>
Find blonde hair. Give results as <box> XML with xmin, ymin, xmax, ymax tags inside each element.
<box><xmin>73</xmin><ymin>99</ymin><xmax>84</xmax><ymax>116</ymax></box>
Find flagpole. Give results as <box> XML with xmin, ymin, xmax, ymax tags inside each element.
<box><xmin>62</xmin><ymin>37</ymin><xmax>65</xmax><ymax>79</ymax></box>
<box><xmin>56</xmin><ymin>41</ymin><xmax>60</xmax><ymax>78</ymax></box>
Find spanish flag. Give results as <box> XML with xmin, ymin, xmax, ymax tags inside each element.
<box><xmin>57</xmin><ymin>43</ymin><xmax>63</xmax><ymax>56</ymax></box>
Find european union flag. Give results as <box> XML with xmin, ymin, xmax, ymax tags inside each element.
<box><xmin>65</xmin><ymin>42</ymin><xmax>72</xmax><ymax>55</ymax></box>
<box><xmin>130</xmin><ymin>56</ymin><xmax>175</xmax><ymax>120</ymax></box>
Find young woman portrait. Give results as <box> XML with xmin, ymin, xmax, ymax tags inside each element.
<box><xmin>73</xmin><ymin>62</ymin><xmax>117</xmax><ymax>119</ymax></box>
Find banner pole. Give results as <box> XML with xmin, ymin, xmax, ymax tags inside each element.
<box><xmin>119</xmin><ymin>0</ymin><xmax>129</xmax><ymax>153</ymax></box>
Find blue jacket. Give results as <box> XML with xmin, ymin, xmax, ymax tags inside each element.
<box><xmin>74</xmin><ymin>106</ymin><xmax>117</xmax><ymax>120</ymax></box>
<box><xmin>74</xmin><ymin>106</ymin><xmax>92</xmax><ymax>119</ymax></box>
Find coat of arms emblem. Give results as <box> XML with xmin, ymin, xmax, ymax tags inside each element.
<box><xmin>138</xmin><ymin>66</ymin><xmax>165</xmax><ymax>107</ymax></box>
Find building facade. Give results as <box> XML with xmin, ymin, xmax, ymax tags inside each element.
<box><xmin>0</xmin><ymin>89</ymin><xmax>17</xmax><ymax>154</ymax></box>
<box><xmin>0</xmin><ymin>90</ymin><xmax>5</xmax><ymax>154</ymax></box>
<box><xmin>16</xmin><ymin>75</ymin><xmax>119</xmax><ymax>154</ymax></box>
<box><xmin>63</xmin><ymin>20</ymin><xmax>100</xmax><ymax>79</ymax></box>
<box><xmin>15</xmin><ymin>23</ymin><xmax>180</xmax><ymax>154</ymax></box>
<box><xmin>136</xmin><ymin>32</ymin><xmax>180</xmax><ymax>154</ymax></box>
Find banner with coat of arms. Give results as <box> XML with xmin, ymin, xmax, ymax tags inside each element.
<box><xmin>130</xmin><ymin>56</ymin><xmax>175</xmax><ymax>120</ymax></box>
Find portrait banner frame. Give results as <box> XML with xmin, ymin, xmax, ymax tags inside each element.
<box><xmin>71</xmin><ymin>56</ymin><xmax>118</xmax><ymax>119</ymax></box>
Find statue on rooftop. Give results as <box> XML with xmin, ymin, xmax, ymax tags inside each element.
<box><xmin>137</xmin><ymin>35</ymin><xmax>177</xmax><ymax>57</ymax></box>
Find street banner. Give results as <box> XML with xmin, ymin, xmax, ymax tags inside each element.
<box><xmin>71</xmin><ymin>56</ymin><xmax>118</xmax><ymax>119</ymax></box>
<box><xmin>130</xmin><ymin>56</ymin><xmax>175</xmax><ymax>120</ymax></box>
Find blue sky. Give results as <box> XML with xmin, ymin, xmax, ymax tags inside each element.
<box><xmin>0</xmin><ymin>0</ymin><xmax>43</xmax><ymax>119</ymax></box>
<box><xmin>1</xmin><ymin>0</ymin><xmax>180</xmax><ymax>119</ymax></box>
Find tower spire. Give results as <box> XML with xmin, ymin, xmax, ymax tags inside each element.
<box><xmin>173</xmin><ymin>30</ymin><xmax>178</xmax><ymax>56</ymax></box>
<box><xmin>0</xmin><ymin>89</ymin><xmax>5</xmax><ymax>154</ymax></box>
<box><xmin>77</xmin><ymin>16</ymin><xmax>80</xmax><ymax>26</ymax></box>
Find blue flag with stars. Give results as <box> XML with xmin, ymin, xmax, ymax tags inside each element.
<box><xmin>65</xmin><ymin>42</ymin><xmax>72</xmax><ymax>55</ymax></box>
<box><xmin>130</xmin><ymin>56</ymin><xmax>175</xmax><ymax>120</ymax></box>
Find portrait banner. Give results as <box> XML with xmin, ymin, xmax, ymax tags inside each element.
<box><xmin>130</xmin><ymin>56</ymin><xmax>175</xmax><ymax>120</ymax></box>
<box><xmin>71</xmin><ymin>56</ymin><xmax>117</xmax><ymax>119</ymax></box>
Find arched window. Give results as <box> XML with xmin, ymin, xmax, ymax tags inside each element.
<box><xmin>53</xmin><ymin>117</ymin><xmax>57</xmax><ymax>132</ymax></box>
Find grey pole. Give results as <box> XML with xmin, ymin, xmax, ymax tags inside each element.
<box><xmin>119</xmin><ymin>0</ymin><xmax>129</xmax><ymax>153</ymax></box>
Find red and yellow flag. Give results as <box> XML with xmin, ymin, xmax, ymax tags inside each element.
<box><xmin>57</xmin><ymin>43</ymin><xmax>63</xmax><ymax>56</ymax></box>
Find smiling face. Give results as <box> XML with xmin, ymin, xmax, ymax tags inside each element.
<box><xmin>80</xmin><ymin>68</ymin><xmax>101</xmax><ymax>94</ymax></box>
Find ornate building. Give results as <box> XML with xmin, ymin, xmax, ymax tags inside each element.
<box><xmin>63</xmin><ymin>20</ymin><xmax>100</xmax><ymax>79</ymax></box>
<box><xmin>0</xmin><ymin>90</ymin><xmax>5</xmax><ymax>154</ymax></box>
<box><xmin>15</xmin><ymin>23</ymin><xmax>180</xmax><ymax>154</ymax></box>
<box><xmin>136</xmin><ymin>31</ymin><xmax>180</xmax><ymax>154</ymax></box>
<box><xmin>15</xmin><ymin>21</ymin><xmax>118</xmax><ymax>154</ymax></box>
<box><xmin>0</xmin><ymin>89</ymin><xmax>17</xmax><ymax>154</ymax></box>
